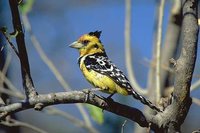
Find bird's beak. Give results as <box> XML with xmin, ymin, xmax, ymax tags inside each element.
<box><xmin>69</xmin><ymin>41</ymin><xmax>84</xmax><ymax>49</ymax></box>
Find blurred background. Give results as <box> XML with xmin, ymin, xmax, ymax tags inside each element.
<box><xmin>0</xmin><ymin>0</ymin><xmax>200</xmax><ymax>133</ymax></box>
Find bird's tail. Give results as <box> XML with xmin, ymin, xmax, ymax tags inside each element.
<box><xmin>131</xmin><ymin>90</ymin><xmax>163</xmax><ymax>112</ymax></box>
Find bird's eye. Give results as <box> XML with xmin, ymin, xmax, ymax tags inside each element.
<box><xmin>82</xmin><ymin>40</ymin><xmax>89</xmax><ymax>45</ymax></box>
<box><xmin>94</xmin><ymin>44</ymin><xmax>99</xmax><ymax>49</ymax></box>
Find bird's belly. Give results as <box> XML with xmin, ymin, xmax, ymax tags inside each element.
<box><xmin>81</xmin><ymin>65</ymin><xmax>128</xmax><ymax>95</ymax></box>
<box><xmin>85</xmin><ymin>69</ymin><xmax>116</xmax><ymax>94</ymax></box>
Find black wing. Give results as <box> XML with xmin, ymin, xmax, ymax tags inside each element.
<box><xmin>84</xmin><ymin>53</ymin><xmax>163</xmax><ymax>112</ymax></box>
<box><xmin>84</xmin><ymin>53</ymin><xmax>132</xmax><ymax>90</ymax></box>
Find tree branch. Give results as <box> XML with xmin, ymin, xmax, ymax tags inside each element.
<box><xmin>2</xmin><ymin>1</ymin><xmax>198</xmax><ymax>132</ymax></box>
<box><xmin>155</xmin><ymin>0</ymin><xmax>165</xmax><ymax>103</ymax></box>
<box><xmin>1</xmin><ymin>118</ymin><xmax>48</xmax><ymax>133</ymax></box>
<box><xmin>0</xmin><ymin>90</ymin><xmax>150</xmax><ymax>128</ymax></box>
<box><xmin>190</xmin><ymin>79</ymin><xmax>200</xmax><ymax>91</ymax></box>
<box><xmin>124</xmin><ymin>0</ymin><xmax>147</xmax><ymax>95</ymax></box>
<box><xmin>192</xmin><ymin>97</ymin><xmax>200</xmax><ymax>106</ymax></box>
<box><xmin>45</xmin><ymin>107</ymin><xmax>98</xmax><ymax>133</ymax></box>
<box><xmin>160</xmin><ymin>0</ymin><xmax>182</xmax><ymax>92</ymax></box>
<box><xmin>150</xmin><ymin>0</ymin><xmax>199</xmax><ymax>132</ymax></box>
<box><xmin>0</xmin><ymin>80</ymin><xmax>97</xmax><ymax>133</ymax></box>
<box><xmin>21</xmin><ymin>14</ymin><xmax>92</xmax><ymax>128</ymax></box>
<box><xmin>9</xmin><ymin>0</ymin><xmax>37</xmax><ymax>98</ymax></box>
<box><xmin>0</xmin><ymin>97</ymin><xmax>5</xmax><ymax>106</ymax></box>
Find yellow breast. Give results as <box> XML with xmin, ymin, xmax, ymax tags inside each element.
<box><xmin>79</xmin><ymin>56</ymin><xmax>129</xmax><ymax>95</ymax></box>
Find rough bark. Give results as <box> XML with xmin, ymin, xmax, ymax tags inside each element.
<box><xmin>0</xmin><ymin>90</ymin><xmax>150</xmax><ymax>128</ymax></box>
<box><xmin>9</xmin><ymin>0</ymin><xmax>37</xmax><ymax>99</ymax></box>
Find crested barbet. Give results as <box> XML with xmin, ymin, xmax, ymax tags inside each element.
<box><xmin>69</xmin><ymin>31</ymin><xmax>162</xmax><ymax>112</ymax></box>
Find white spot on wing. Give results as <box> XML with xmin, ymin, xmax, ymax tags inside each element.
<box><xmin>116</xmin><ymin>72</ymin><xmax>120</xmax><ymax>76</ymax></box>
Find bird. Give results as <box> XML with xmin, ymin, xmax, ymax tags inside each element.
<box><xmin>69</xmin><ymin>30</ymin><xmax>162</xmax><ymax>112</ymax></box>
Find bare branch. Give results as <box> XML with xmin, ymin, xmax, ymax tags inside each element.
<box><xmin>135</xmin><ymin>0</ymin><xmax>199</xmax><ymax>132</ymax></box>
<box><xmin>192</xmin><ymin>129</ymin><xmax>200</xmax><ymax>133</ymax></box>
<box><xmin>22</xmin><ymin>15</ymin><xmax>71</xmax><ymax>91</ymax></box>
<box><xmin>0</xmin><ymin>90</ymin><xmax>150</xmax><ymax>128</ymax></box>
<box><xmin>0</xmin><ymin>54</ymin><xmax>12</xmax><ymax>105</ymax></box>
<box><xmin>124</xmin><ymin>0</ymin><xmax>147</xmax><ymax>95</ymax></box>
<box><xmin>9</xmin><ymin>0</ymin><xmax>37</xmax><ymax>98</ymax></box>
<box><xmin>0</xmin><ymin>87</ymin><xmax>24</xmax><ymax>99</ymax></box>
<box><xmin>134</xmin><ymin>2</ymin><xmax>165</xmax><ymax>132</ymax></box>
<box><xmin>121</xmin><ymin>120</ymin><xmax>127</xmax><ymax>133</ymax></box>
<box><xmin>151</xmin><ymin>0</ymin><xmax>199</xmax><ymax>132</ymax></box>
<box><xmin>143</xmin><ymin>58</ymin><xmax>174</xmax><ymax>73</ymax></box>
<box><xmin>0</xmin><ymin>97</ymin><xmax>5</xmax><ymax>106</ymax></box>
<box><xmin>0</xmin><ymin>85</ymin><xmax>98</xmax><ymax>133</ymax></box>
<box><xmin>1</xmin><ymin>118</ymin><xmax>48</xmax><ymax>133</ymax></box>
<box><xmin>155</xmin><ymin>0</ymin><xmax>165</xmax><ymax>102</ymax></box>
<box><xmin>174</xmin><ymin>0</ymin><xmax>199</xmax><ymax>99</ymax></box>
<box><xmin>192</xmin><ymin>97</ymin><xmax>200</xmax><ymax>106</ymax></box>
<box><xmin>198</xmin><ymin>19</ymin><xmax>200</xmax><ymax>25</ymax></box>
<box><xmin>160</xmin><ymin>0</ymin><xmax>182</xmax><ymax>91</ymax></box>
<box><xmin>1</xmin><ymin>53</ymin><xmax>12</xmax><ymax>79</ymax></box>
<box><xmin>21</xmin><ymin>15</ymin><xmax>92</xmax><ymax>127</ymax></box>
<box><xmin>0</xmin><ymin>70</ymin><xmax>23</xmax><ymax>95</ymax></box>
<box><xmin>191</xmin><ymin>79</ymin><xmax>200</xmax><ymax>91</ymax></box>
<box><xmin>45</xmin><ymin>107</ymin><xmax>98</xmax><ymax>133</ymax></box>
<box><xmin>0</xmin><ymin>31</ymin><xmax>20</xmax><ymax>58</ymax></box>
<box><xmin>0</xmin><ymin>44</ymin><xmax>12</xmax><ymax>106</ymax></box>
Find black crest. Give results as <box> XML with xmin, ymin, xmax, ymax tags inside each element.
<box><xmin>88</xmin><ymin>30</ymin><xmax>102</xmax><ymax>38</ymax></box>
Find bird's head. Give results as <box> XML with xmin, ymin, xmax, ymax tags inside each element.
<box><xmin>69</xmin><ymin>31</ymin><xmax>105</xmax><ymax>56</ymax></box>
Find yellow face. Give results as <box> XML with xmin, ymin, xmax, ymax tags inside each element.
<box><xmin>69</xmin><ymin>31</ymin><xmax>105</xmax><ymax>56</ymax></box>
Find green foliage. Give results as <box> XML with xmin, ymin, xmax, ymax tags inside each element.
<box><xmin>86</xmin><ymin>104</ymin><xmax>104</xmax><ymax>124</ymax></box>
<box><xmin>19</xmin><ymin>0</ymin><xmax>34</xmax><ymax>15</ymax></box>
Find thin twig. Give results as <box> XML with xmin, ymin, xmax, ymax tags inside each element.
<box><xmin>134</xmin><ymin>2</ymin><xmax>162</xmax><ymax>132</ymax></box>
<box><xmin>142</xmin><ymin>58</ymin><xmax>174</xmax><ymax>73</ymax></box>
<box><xmin>190</xmin><ymin>79</ymin><xmax>200</xmax><ymax>91</ymax></box>
<box><xmin>0</xmin><ymin>87</ymin><xmax>24</xmax><ymax>99</ymax></box>
<box><xmin>0</xmin><ymin>98</ymin><xmax>5</xmax><ymax>106</ymax></box>
<box><xmin>171</xmin><ymin>0</ymin><xmax>181</xmax><ymax>15</ymax></box>
<box><xmin>155</xmin><ymin>0</ymin><xmax>165</xmax><ymax>103</ymax></box>
<box><xmin>0</xmin><ymin>70</ymin><xmax>23</xmax><ymax>94</ymax></box>
<box><xmin>22</xmin><ymin>15</ymin><xmax>71</xmax><ymax>91</ymax></box>
<box><xmin>0</xmin><ymin>31</ymin><xmax>20</xmax><ymax>57</ymax></box>
<box><xmin>124</xmin><ymin>0</ymin><xmax>147</xmax><ymax>95</ymax></box>
<box><xmin>1</xmin><ymin>118</ymin><xmax>48</xmax><ymax>133</ymax></box>
<box><xmin>1</xmin><ymin>53</ymin><xmax>12</xmax><ymax>78</ymax></box>
<box><xmin>160</xmin><ymin>0</ymin><xmax>181</xmax><ymax>91</ymax></box>
<box><xmin>21</xmin><ymin>15</ymin><xmax>92</xmax><ymax>128</ymax></box>
<box><xmin>0</xmin><ymin>53</ymin><xmax>12</xmax><ymax>87</ymax></box>
<box><xmin>46</xmin><ymin>107</ymin><xmax>98</xmax><ymax>133</ymax></box>
<box><xmin>0</xmin><ymin>53</ymin><xmax>18</xmax><ymax>105</ymax></box>
<box><xmin>192</xmin><ymin>97</ymin><xmax>200</xmax><ymax>106</ymax></box>
<box><xmin>121</xmin><ymin>120</ymin><xmax>127</xmax><ymax>133</ymax></box>
<box><xmin>192</xmin><ymin>129</ymin><xmax>200</xmax><ymax>133</ymax></box>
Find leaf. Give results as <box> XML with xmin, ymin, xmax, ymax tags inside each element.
<box><xmin>19</xmin><ymin>0</ymin><xmax>34</xmax><ymax>15</ymax></box>
<box><xmin>86</xmin><ymin>104</ymin><xmax>104</xmax><ymax>124</ymax></box>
